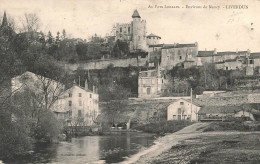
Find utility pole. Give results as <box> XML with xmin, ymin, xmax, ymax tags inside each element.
<box><xmin>79</xmin><ymin>76</ymin><xmax>81</xmax><ymax>86</ymax></box>
<box><xmin>191</xmin><ymin>88</ymin><xmax>193</xmax><ymax>121</ymax></box>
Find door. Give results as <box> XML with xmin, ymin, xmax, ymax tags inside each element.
<box><xmin>147</xmin><ymin>88</ymin><xmax>151</xmax><ymax>95</ymax></box>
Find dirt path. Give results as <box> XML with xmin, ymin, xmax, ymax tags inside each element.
<box><xmin>120</xmin><ymin>122</ymin><xmax>209</xmax><ymax>164</ymax></box>
<box><xmin>121</xmin><ymin>123</ymin><xmax>260</xmax><ymax>164</ymax></box>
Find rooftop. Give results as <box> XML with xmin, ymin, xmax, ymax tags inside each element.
<box><xmin>147</xmin><ymin>33</ymin><xmax>161</xmax><ymax>39</ymax></box>
<box><xmin>162</xmin><ymin>43</ymin><xmax>198</xmax><ymax>49</ymax></box>
<box><xmin>132</xmin><ymin>9</ymin><xmax>141</xmax><ymax>18</ymax></box>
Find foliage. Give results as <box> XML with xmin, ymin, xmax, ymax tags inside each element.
<box><xmin>133</xmin><ymin>120</ymin><xmax>193</xmax><ymax>134</ymax></box>
<box><xmin>202</xmin><ymin>121</ymin><xmax>257</xmax><ymax>132</ymax></box>
<box><xmin>112</xmin><ymin>39</ymin><xmax>129</xmax><ymax>58</ymax></box>
<box><xmin>0</xmin><ymin>113</ymin><xmax>33</xmax><ymax>159</ymax></box>
<box><xmin>33</xmin><ymin>110</ymin><xmax>63</xmax><ymax>142</ymax></box>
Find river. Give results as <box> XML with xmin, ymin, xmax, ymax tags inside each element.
<box><xmin>3</xmin><ymin>132</ymin><xmax>157</xmax><ymax>164</ymax></box>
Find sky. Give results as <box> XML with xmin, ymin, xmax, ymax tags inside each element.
<box><xmin>0</xmin><ymin>0</ymin><xmax>260</xmax><ymax>51</ymax></box>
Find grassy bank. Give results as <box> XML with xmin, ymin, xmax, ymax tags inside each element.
<box><xmin>132</xmin><ymin>120</ymin><xmax>193</xmax><ymax>135</ymax></box>
<box><xmin>200</xmin><ymin>121</ymin><xmax>260</xmax><ymax>132</ymax></box>
<box><xmin>150</xmin><ymin>132</ymin><xmax>260</xmax><ymax>164</ymax></box>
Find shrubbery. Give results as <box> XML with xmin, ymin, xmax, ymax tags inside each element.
<box><xmin>202</xmin><ymin>121</ymin><xmax>260</xmax><ymax>132</ymax></box>
<box><xmin>0</xmin><ymin>117</ymin><xmax>33</xmax><ymax>159</ymax></box>
<box><xmin>133</xmin><ymin>120</ymin><xmax>193</xmax><ymax>135</ymax></box>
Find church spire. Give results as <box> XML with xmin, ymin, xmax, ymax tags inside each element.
<box><xmin>2</xmin><ymin>11</ymin><xmax>8</xmax><ymax>27</ymax></box>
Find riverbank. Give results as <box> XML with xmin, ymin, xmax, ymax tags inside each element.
<box><xmin>122</xmin><ymin>122</ymin><xmax>260</xmax><ymax>164</ymax></box>
<box><xmin>150</xmin><ymin>132</ymin><xmax>260</xmax><ymax>163</ymax></box>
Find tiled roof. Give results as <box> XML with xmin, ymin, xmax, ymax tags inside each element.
<box><xmin>199</xmin><ymin>104</ymin><xmax>260</xmax><ymax>115</ymax></box>
<box><xmin>217</xmin><ymin>51</ymin><xmax>247</xmax><ymax>56</ymax></box>
<box><xmin>162</xmin><ymin>43</ymin><xmax>197</xmax><ymax>49</ymax></box>
<box><xmin>147</xmin><ymin>33</ymin><xmax>161</xmax><ymax>39</ymax></box>
<box><xmin>199</xmin><ymin>106</ymin><xmax>242</xmax><ymax>114</ymax></box>
<box><xmin>198</xmin><ymin>51</ymin><xmax>214</xmax><ymax>57</ymax></box>
<box><xmin>149</xmin><ymin>44</ymin><xmax>165</xmax><ymax>48</ymax></box>
<box><xmin>250</xmin><ymin>53</ymin><xmax>260</xmax><ymax>59</ymax></box>
<box><xmin>132</xmin><ymin>9</ymin><xmax>141</xmax><ymax>18</ymax></box>
<box><xmin>65</xmin><ymin>85</ymin><xmax>95</xmax><ymax>94</ymax></box>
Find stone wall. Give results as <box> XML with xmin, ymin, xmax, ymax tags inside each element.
<box><xmin>64</xmin><ymin>57</ymin><xmax>147</xmax><ymax>71</ymax></box>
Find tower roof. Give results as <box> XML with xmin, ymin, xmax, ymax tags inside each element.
<box><xmin>2</xmin><ymin>11</ymin><xmax>8</xmax><ymax>27</ymax></box>
<box><xmin>132</xmin><ymin>9</ymin><xmax>141</xmax><ymax>18</ymax></box>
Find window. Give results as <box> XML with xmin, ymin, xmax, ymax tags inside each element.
<box><xmin>120</xmin><ymin>27</ymin><xmax>122</xmax><ymax>32</ymax></box>
<box><xmin>147</xmin><ymin>88</ymin><xmax>151</xmax><ymax>95</ymax></box>
<box><xmin>250</xmin><ymin>60</ymin><xmax>254</xmax><ymax>64</ymax></box>
<box><xmin>78</xmin><ymin>110</ymin><xmax>82</xmax><ymax>117</ymax></box>
<box><xmin>173</xmin><ymin>115</ymin><xmax>176</xmax><ymax>119</ymax></box>
<box><xmin>79</xmin><ymin>93</ymin><xmax>82</xmax><ymax>97</ymax></box>
<box><xmin>179</xmin><ymin>56</ymin><xmax>182</xmax><ymax>60</ymax></box>
<box><xmin>69</xmin><ymin>101</ymin><xmax>72</xmax><ymax>106</ymax></box>
<box><xmin>68</xmin><ymin>110</ymin><xmax>72</xmax><ymax>117</ymax></box>
<box><xmin>180</xmin><ymin>102</ymin><xmax>184</xmax><ymax>105</ymax></box>
<box><xmin>79</xmin><ymin>100</ymin><xmax>82</xmax><ymax>106</ymax></box>
<box><xmin>90</xmin><ymin>94</ymin><xmax>92</xmax><ymax>98</ymax></box>
<box><xmin>178</xmin><ymin>108</ymin><xmax>182</xmax><ymax>114</ymax></box>
<box><xmin>69</xmin><ymin>93</ymin><xmax>72</xmax><ymax>97</ymax></box>
<box><xmin>128</xmin><ymin>27</ymin><xmax>130</xmax><ymax>33</ymax></box>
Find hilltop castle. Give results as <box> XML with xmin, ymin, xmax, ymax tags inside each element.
<box><xmin>110</xmin><ymin>10</ymin><xmax>161</xmax><ymax>52</ymax></box>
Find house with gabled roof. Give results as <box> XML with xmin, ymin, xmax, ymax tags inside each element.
<box><xmin>167</xmin><ymin>98</ymin><xmax>201</xmax><ymax>121</ymax></box>
<box><xmin>60</xmin><ymin>80</ymin><xmax>99</xmax><ymax>126</ymax></box>
<box><xmin>198</xmin><ymin>104</ymin><xmax>260</xmax><ymax>121</ymax></box>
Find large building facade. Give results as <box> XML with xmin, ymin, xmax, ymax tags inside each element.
<box><xmin>61</xmin><ymin>82</ymin><xmax>99</xmax><ymax>126</ymax></box>
<box><xmin>138</xmin><ymin>66</ymin><xmax>163</xmax><ymax>98</ymax></box>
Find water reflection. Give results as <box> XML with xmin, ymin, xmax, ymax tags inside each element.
<box><xmin>3</xmin><ymin>132</ymin><xmax>156</xmax><ymax>164</ymax></box>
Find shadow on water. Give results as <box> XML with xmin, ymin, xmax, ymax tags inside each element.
<box><xmin>2</xmin><ymin>132</ymin><xmax>157</xmax><ymax>164</ymax></box>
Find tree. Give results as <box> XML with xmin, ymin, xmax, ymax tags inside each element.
<box><xmin>46</xmin><ymin>31</ymin><xmax>53</xmax><ymax>45</ymax></box>
<box><xmin>76</xmin><ymin>42</ymin><xmax>88</xmax><ymax>60</ymax></box>
<box><xmin>61</xmin><ymin>29</ymin><xmax>66</xmax><ymax>40</ymax></box>
<box><xmin>20</xmin><ymin>13</ymin><xmax>40</xmax><ymax>32</ymax></box>
<box><xmin>55</xmin><ymin>31</ymin><xmax>60</xmax><ymax>45</ymax></box>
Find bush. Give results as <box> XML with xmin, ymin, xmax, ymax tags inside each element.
<box><xmin>33</xmin><ymin>110</ymin><xmax>63</xmax><ymax>142</ymax></box>
<box><xmin>203</xmin><ymin>121</ymin><xmax>251</xmax><ymax>132</ymax></box>
<box><xmin>133</xmin><ymin>120</ymin><xmax>193</xmax><ymax>134</ymax></box>
<box><xmin>0</xmin><ymin>118</ymin><xmax>33</xmax><ymax>159</ymax></box>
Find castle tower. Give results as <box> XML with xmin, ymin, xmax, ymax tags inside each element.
<box><xmin>146</xmin><ymin>33</ymin><xmax>161</xmax><ymax>46</ymax></box>
<box><xmin>131</xmin><ymin>9</ymin><xmax>147</xmax><ymax>52</ymax></box>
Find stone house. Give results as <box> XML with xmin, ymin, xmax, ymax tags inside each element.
<box><xmin>161</xmin><ymin>43</ymin><xmax>198</xmax><ymax>70</ymax></box>
<box><xmin>198</xmin><ymin>105</ymin><xmax>260</xmax><ymax>121</ymax></box>
<box><xmin>167</xmin><ymin>99</ymin><xmax>201</xmax><ymax>121</ymax></box>
<box><xmin>138</xmin><ymin>66</ymin><xmax>162</xmax><ymax>98</ymax></box>
<box><xmin>197</xmin><ymin>50</ymin><xmax>215</xmax><ymax>66</ymax></box>
<box><xmin>61</xmin><ymin>81</ymin><xmax>99</xmax><ymax>126</ymax></box>
<box><xmin>11</xmin><ymin>71</ymin><xmax>67</xmax><ymax>124</ymax></box>
<box><xmin>11</xmin><ymin>71</ymin><xmax>65</xmax><ymax>111</ymax></box>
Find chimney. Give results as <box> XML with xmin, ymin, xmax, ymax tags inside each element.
<box><xmin>247</xmin><ymin>49</ymin><xmax>251</xmax><ymax>54</ymax></box>
<box><xmin>93</xmin><ymin>85</ymin><xmax>95</xmax><ymax>93</ymax></box>
<box><xmin>85</xmin><ymin>79</ymin><xmax>88</xmax><ymax>90</ymax></box>
<box><xmin>213</xmin><ymin>48</ymin><xmax>217</xmax><ymax>55</ymax></box>
<box><xmin>73</xmin><ymin>80</ymin><xmax>76</xmax><ymax>86</ymax></box>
